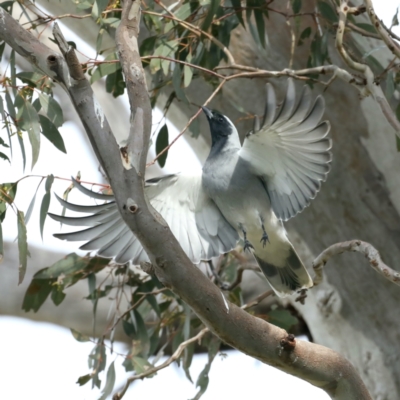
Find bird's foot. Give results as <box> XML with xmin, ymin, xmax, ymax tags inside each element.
<box><xmin>260</xmin><ymin>232</ymin><xmax>270</xmax><ymax>247</ymax></box>
<box><xmin>244</xmin><ymin>239</ymin><xmax>254</xmax><ymax>253</ymax></box>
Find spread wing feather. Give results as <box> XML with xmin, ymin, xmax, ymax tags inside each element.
<box><xmin>49</xmin><ymin>174</ymin><xmax>238</xmax><ymax>264</ymax></box>
<box><xmin>239</xmin><ymin>78</ymin><xmax>332</xmax><ymax>221</ymax></box>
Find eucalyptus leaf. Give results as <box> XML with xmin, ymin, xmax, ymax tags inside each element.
<box><xmin>38</xmin><ymin>93</ymin><xmax>64</xmax><ymax>128</ymax></box>
<box><xmin>17</xmin><ymin>210</ymin><xmax>28</xmax><ymax>284</ymax></box>
<box><xmin>71</xmin><ymin>328</ymin><xmax>91</xmax><ymax>342</ymax></box>
<box><xmin>155</xmin><ymin>124</ymin><xmax>169</xmax><ymax>168</ymax></box>
<box><xmin>39</xmin><ymin>174</ymin><xmax>54</xmax><ymax>239</ymax></box>
<box><xmin>25</xmin><ymin>177</ymin><xmax>44</xmax><ymax>225</ymax></box>
<box><xmin>98</xmin><ymin>361</ymin><xmax>115</xmax><ymax>400</ymax></box>
<box><xmin>39</xmin><ymin>115</ymin><xmax>66</xmax><ymax>153</ymax></box>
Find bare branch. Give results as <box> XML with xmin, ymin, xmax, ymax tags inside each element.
<box><xmin>364</xmin><ymin>0</ymin><xmax>400</xmax><ymax>59</ymax></box>
<box><xmin>335</xmin><ymin>1</ymin><xmax>400</xmax><ymax>136</ymax></box>
<box><xmin>313</xmin><ymin>240</ymin><xmax>400</xmax><ymax>287</ymax></box>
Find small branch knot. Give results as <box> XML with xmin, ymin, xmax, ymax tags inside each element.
<box><xmin>280</xmin><ymin>334</ymin><xmax>296</xmax><ymax>351</ymax></box>
<box><xmin>127</xmin><ymin>198</ymin><xmax>138</xmax><ymax>213</ymax></box>
<box><xmin>140</xmin><ymin>261</ymin><xmax>155</xmax><ymax>275</ymax></box>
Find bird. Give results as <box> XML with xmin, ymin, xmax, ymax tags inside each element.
<box><xmin>49</xmin><ymin>78</ymin><xmax>332</xmax><ymax>297</ymax></box>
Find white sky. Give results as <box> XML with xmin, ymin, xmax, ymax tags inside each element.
<box><xmin>1</xmin><ymin>1</ymin><xmax>398</xmax><ymax>399</ymax></box>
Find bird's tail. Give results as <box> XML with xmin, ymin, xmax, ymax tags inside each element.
<box><xmin>254</xmin><ymin>247</ymin><xmax>313</xmax><ymax>297</ymax></box>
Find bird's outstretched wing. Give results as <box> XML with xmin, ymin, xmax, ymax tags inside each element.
<box><xmin>49</xmin><ymin>175</ymin><xmax>238</xmax><ymax>264</ymax></box>
<box><xmin>239</xmin><ymin>78</ymin><xmax>332</xmax><ymax>221</ymax></box>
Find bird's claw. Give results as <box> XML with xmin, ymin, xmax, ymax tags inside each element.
<box><xmin>260</xmin><ymin>233</ymin><xmax>270</xmax><ymax>247</ymax></box>
<box><xmin>244</xmin><ymin>240</ymin><xmax>254</xmax><ymax>253</ymax></box>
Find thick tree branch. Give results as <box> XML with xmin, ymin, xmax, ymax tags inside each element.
<box><xmin>313</xmin><ymin>240</ymin><xmax>400</xmax><ymax>287</ymax></box>
<box><xmin>0</xmin><ymin>5</ymin><xmax>373</xmax><ymax>400</ymax></box>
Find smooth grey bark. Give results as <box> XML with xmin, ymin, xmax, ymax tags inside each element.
<box><xmin>0</xmin><ymin>3</ymin><xmax>373</xmax><ymax>399</ymax></box>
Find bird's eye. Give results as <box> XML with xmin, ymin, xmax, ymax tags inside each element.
<box><xmin>218</xmin><ymin>117</ymin><xmax>224</xmax><ymax>122</ymax></box>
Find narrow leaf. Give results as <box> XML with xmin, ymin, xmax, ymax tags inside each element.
<box><xmin>17</xmin><ymin>210</ymin><xmax>28</xmax><ymax>284</ymax></box>
<box><xmin>0</xmin><ymin>152</ymin><xmax>10</xmax><ymax>163</ymax></box>
<box><xmin>172</xmin><ymin>64</ymin><xmax>188</xmax><ymax>104</ymax></box>
<box><xmin>17</xmin><ymin>133</ymin><xmax>26</xmax><ymax>171</ymax></box>
<box><xmin>92</xmin><ymin>0</ymin><xmax>109</xmax><ymax>20</ymax></box>
<box><xmin>292</xmin><ymin>0</ymin><xmax>302</xmax><ymax>14</ymax></box>
<box><xmin>77</xmin><ymin>374</ymin><xmax>92</xmax><ymax>386</ymax></box>
<box><xmin>51</xmin><ymin>287</ymin><xmax>66</xmax><ymax>306</ymax></box>
<box><xmin>25</xmin><ymin>178</ymin><xmax>43</xmax><ymax>225</ymax></box>
<box><xmin>18</xmin><ymin>101</ymin><xmax>41</xmax><ymax>169</ymax></box>
<box><xmin>10</xmin><ymin>50</ymin><xmax>16</xmax><ymax>96</ymax></box>
<box><xmin>0</xmin><ymin>97</ymin><xmax>12</xmax><ymax>156</ymax></box>
<box><xmin>0</xmin><ymin>221</ymin><xmax>3</xmax><ymax>262</ymax></box>
<box><xmin>39</xmin><ymin>174</ymin><xmax>54</xmax><ymax>239</ymax></box>
<box><xmin>317</xmin><ymin>1</ymin><xmax>338</xmax><ymax>23</ymax></box>
<box><xmin>98</xmin><ymin>361</ymin><xmax>116</xmax><ymax>400</ymax></box>
<box><xmin>71</xmin><ymin>328</ymin><xmax>91</xmax><ymax>342</ymax></box>
<box><xmin>155</xmin><ymin>124</ymin><xmax>169</xmax><ymax>168</ymax></box>
<box><xmin>254</xmin><ymin>9</ymin><xmax>266</xmax><ymax>48</ymax></box>
<box><xmin>39</xmin><ymin>115</ymin><xmax>66</xmax><ymax>153</ymax></box>
<box><xmin>38</xmin><ymin>93</ymin><xmax>64</xmax><ymax>128</ymax></box>
<box><xmin>231</xmin><ymin>0</ymin><xmax>244</xmax><ymax>26</ymax></box>
<box><xmin>22</xmin><ymin>278</ymin><xmax>53</xmax><ymax>312</ymax></box>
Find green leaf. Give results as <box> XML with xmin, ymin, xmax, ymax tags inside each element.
<box><xmin>89</xmin><ymin>339</ymin><xmax>107</xmax><ymax>389</ymax></box>
<box><xmin>266</xmin><ymin>309</ymin><xmax>299</xmax><ymax>330</ymax></box>
<box><xmin>254</xmin><ymin>9</ymin><xmax>266</xmax><ymax>48</ymax></box>
<box><xmin>38</xmin><ymin>93</ymin><xmax>64</xmax><ymax>128</ymax></box>
<box><xmin>98</xmin><ymin>361</ymin><xmax>115</xmax><ymax>400</ymax></box>
<box><xmin>122</xmin><ymin>320</ymin><xmax>136</xmax><ymax>338</ymax></box>
<box><xmin>184</xmin><ymin>64</ymin><xmax>193</xmax><ymax>88</ymax></box>
<box><xmin>10</xmin><ymin>50</ymin><xmax>16</xmax><ymax>96</ymax></box>
<box><xmin>17</xmin><ymin>100</ymin><xmax>41</xmax><ymax>169</ymax></box>
<box><xmin>132</xmin><ymin>357</ymin><xmax>152</xmax><ymax>374</ymax></box>
<box><xmin>0</xmin><ymin>221</ymin><xmax>3</xmax><ymax>262</ymax></box>
<box><xmin>105</xmin><ymin>69</ymin><xmax>126</xmax><ymax>98</ymax></box>
<box><xmin>39</xmin><ymin>174</ymin><xmax>54</xmax><ymax>239</ymax></box>
<box><xmin>298</xmin><ymin>26</ymin><xmax>312</xmax><ymax>45</ymax></box>
<box><xmin>25</xmin><ymin>177</ymin><xmax>44</xmax><ymax>225</ymax></box>
<box><xmin>39</xmin><ymin>115</ymin><xmax>66</xmax><ymax>153</ymax></box>
<box><xmin>90</xmin><ymin>54</ymin><xmax>121</xmax><ymax>83</ymax></box>
<box><xmin>175</xmin><ymin>3</ymin><xmax>192</xmax><ymax>20</ymax></box>
<box><xmin>140</xmin><ymin>36</ymin><xmax>157</xmax><ymax>59</ymax></box>
<box><xmin>71</xmin><ymin>328</ymin><xmax>91</xmax><ymax>342</ymax></box>
<box><xmin>231</xmin><ymin>0</ymin><xmax>244</xmax><ymax>26</ymax></box>
<box><xmin>17</xmin><ymin>210</ymin><xmax>28</xmax><ymax>284</ymax></box>
<box><xmin>22</xmin><ymin>277</ymin><xmax>53</xmax><ymax>312</ymax></box>
<box><xmin>134</xmin><ymin>309</ymin><xmax>150</xmax><ymax>358</ymax></box>
<box><xmin>172</xmin><ymin>64</ymin><xmax>189</xmax><ymax>104</ymax></box>
<box><xmin>77</xmin><ymin>374</ymin><xmax>92</xmax><ymax>386</ymax></box>
<box><xmin>202</xmin><ymin>0</ymin><xmax>221</xmax><ymax>31</ymax></box>
<box><xmin>102</xmin><ymin>17</ymin><xmax>120</xmax><ymax>28</ymax></box>
<box><xmin>17</xmin><ymin>133</ymin><xmax>26</xmax><ymax>171</ymax></box>
<box><xmin>92</xmin><ymin>0</ymin><xmax>108</xmax><ymax>20</ymax></box>
<box><xmin>0</xmin><ymin>151</ymin><xmax>10</xmax><ymax>163</ymax></box>
<box><xmin>317</xmin><ymin>1</ymin><xmax>338</xmax><ymax>23</ymax></box>
<box><xmin>155</xmin><ymin>124</ymin><xmax>169</xmax><ymax>168</ymax></box>
<box><xmin>0</xmin><ymin>96</ymin><xmax>12</xmax><ymax>156</ymax></box>
<box><xmin>51</xmin><ymin>286</ymin><xmax>66</xmax><ymax>306</ymax></box>
<box><xmin>96</xmin><ymin>28</ymin><xmax>105</xmax><ymax>54</ymax></box>
<box><xmin>16</xmin><ymin>72</ymin><xmax>45</xmax><ymax>87</ymax></box>
<box><xmin>292</xmin><ymin>0</ymin><xmax>302</xmax><ymax>14</ymax></box>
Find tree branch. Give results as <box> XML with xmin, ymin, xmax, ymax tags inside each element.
<box><xmin>0</xmin><ymin>5</ymin><xmax>373</xmax><ymax>400</ymax></box>
<box><xmin>336</xmin><ymin>1</ymin><xmax>400</xmax><ymax>137</ymax></box>
<box><xmin>313</xmin><ymin>240</ymin><xmax>400</xmax><ymax>287</ymax></box>
<box><xmin>364</xmin><ymin>0</ymin><xmax>400</xmax><ymax>59</ymax></box>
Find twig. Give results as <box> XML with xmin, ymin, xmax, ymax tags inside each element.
<box><xmin>242</xmin><ymin>290</ymin><xmax>274</xmax><ymax>309</ymax></box>
<box><xmin>345</xmin><ymin>22</ymin><xmax>381</xmax><ymax>40</ymax></box>
<box><xmin>312</xmin><ymin>240</ymin><xmax>400</xmax><ymax>287</ymax></box>
<box><xmin>113</xmin><ymin>327</ymin><xmax>209</xmax><ymax>399</ymax></box>
<box><xmin>364</xmin><ymin>0</ymin><xmax>400</xmax><ymax>59</ymax></box>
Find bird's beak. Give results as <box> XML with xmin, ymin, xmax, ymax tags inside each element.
<box><xmin>201</xmin><ymin>106</ymin><xmax>213</xmax><ymax>120</ymax></box>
